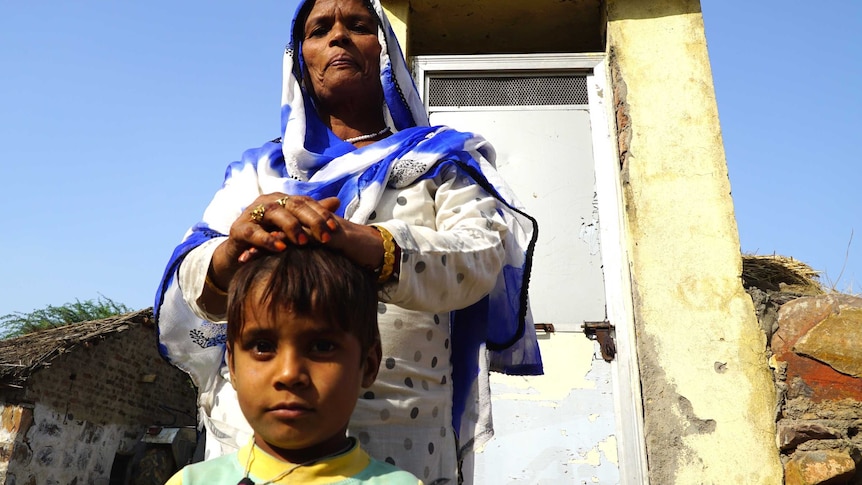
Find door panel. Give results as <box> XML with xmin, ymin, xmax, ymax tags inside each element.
<box><xmin>430</xmin><ymin>107</ymin><xmax>621</xmax><ymax>484</ymax></box>
<box><xmin>431</xmin><ymin>109</ymin><xmax>606</xmax><ymax>330</ymax></box>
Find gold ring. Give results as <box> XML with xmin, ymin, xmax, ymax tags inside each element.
<box><xmin>276</xmin><ymin>196</ymin><xmax>291</xmax><ymax>208</ymax></box>
<box><xmin>249</xmin><ymin>204</ymin><xmax>266</xmax><ymax>224</ymax></box>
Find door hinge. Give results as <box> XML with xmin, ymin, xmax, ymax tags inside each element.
<box><xmin>582</xmin><ymin>320</ymin><xmax>616</xmax><ymax>362</ymax></box>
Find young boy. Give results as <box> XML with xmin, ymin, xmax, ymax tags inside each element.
<box><xmin>166</xmin><ymin>246</ymin><xmax>422</xmax><ymax>484</ymax></box>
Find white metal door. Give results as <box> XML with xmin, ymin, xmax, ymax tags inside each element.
<box><xmin>414</xmin><ymin>54</ymin><xmax>647</xmax><ymax>485</ymax></box>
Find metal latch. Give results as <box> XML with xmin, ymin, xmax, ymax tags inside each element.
<box><xmin>582</xmin><ymin>320</ymin><xmax>616</xmax><ymax>362</ymax></box>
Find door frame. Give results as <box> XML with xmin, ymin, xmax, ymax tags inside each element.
<box><xmin>412</xmin><ymin>53</ymin><xmax>649</xmax><ymax>484</ymax></box>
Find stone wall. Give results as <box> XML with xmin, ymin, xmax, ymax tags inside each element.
<box><xmin>0</xmin><ymin>320</ymin><xmax>196</xmax><ymax>484</ymax></box>
<box><xmin>750</xmin><ymin>288</ymin><xmax>862</xmax><ymax>485</ymax></box>
<box><xmin>0</xmin><ymin>404</ymin><xmax>32</xmax><ymax>481</ymax></box>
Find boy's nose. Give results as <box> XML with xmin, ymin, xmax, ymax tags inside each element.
<box><xmin>273</xmin><ymin>351</ymin><xmax>310</xmax><ymax>389</ymax></box>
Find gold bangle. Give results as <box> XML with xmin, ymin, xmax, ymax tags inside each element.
<box><xmin>204</xmin><ymin>272</ymin><xmax>229</xmax><ymax>297</ymax></box>
<box><xmin>373</xmin><ymin>225</ymin><xmax>396</xmax><ymax>284</ymax></box>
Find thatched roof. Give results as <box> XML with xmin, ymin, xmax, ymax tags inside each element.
<box><xmin>0</xmin><ymin>308</ymin><xmax>154</xmax><ymax>389</ymax></box>
<box><xmin>742</xmin><ymin>254</ymin><xmax>823</xmax><ymax>295</ymax></box>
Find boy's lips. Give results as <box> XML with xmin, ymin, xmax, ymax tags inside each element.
<box><xmin>267</xmin><ymin>402</ymin><xmax>313</xmax><ymax>419</ymax></box>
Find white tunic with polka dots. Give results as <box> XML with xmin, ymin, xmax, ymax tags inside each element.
<box><xmin>352</xmin><ymin>166</ymin><xmax>507</xmax><ymax>484</ymax></box>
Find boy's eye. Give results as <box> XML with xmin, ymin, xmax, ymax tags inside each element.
<box><xmin>311</xmin><ymin>340</ymin><xmax>336</xmax><ymax>353</ymax></box>
<box><xmin>252</xmin><ymin>340</ymin><xmax>276</xmax><ymax>355</ymax></box>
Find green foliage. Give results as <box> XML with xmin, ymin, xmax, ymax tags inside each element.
<box><xmin>0</xmin><ymin>296</ymin><xmax>132</xmax><ymax>339</ymax></box>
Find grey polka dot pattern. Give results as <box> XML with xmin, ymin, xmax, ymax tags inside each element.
<box><xmin>386</xmin><ymin>457</ymin><xmax>396</xmax><ymax>465</ymax></box>
<box><xmin>440</xmin><ymin>427</ymin><xmax>447</xmax><ymax>438</ymax></box>
<box><xmin>369</xmin><ymin>210</ymin><xmax>377</xmax><ymax>220</ymax></box>
<box><xmin>441</xmin><ymin>255</ymin><xmax>447</xmax><ymax>266</ymax></box>
<box><xmin>396</xmin><ymin>196</ymin><xmax>407</xmax><ymax>205</ymax></box>
<box><xmin>363</xmin><ymin>391</ymin><xmax>375</xmax><ymax>399</ymax></box>
<box><xmin>358</xmin><ymin>431</ymin><xmax>371</xmax><ymax>444</ymax></box>
<box><xmin>452</xmin><ymin>207</ymin><xmax>461</xmax><ymax>214</ymax></box>
<box><xmin>428</xmin><ymin>442</ymin><xmax>435</xmax><ymax>455</ymax></box>
<box><xmin>377</xmin><ymin>302</ymin><xmax>387</xmax><ymax>314</ymax></box>
<box><xmin>457</xmin><ymin>273</ymin><xmax>465</xmax><ymax>283</ymax></box>
<box><xmin>402</xmin><ymin>252</ymin><xmax>409</xmax><ymax>263</ymax></box>
<box><xmin>350</xmin><ymin>297</ymin><xmax>458</xmax><ymax>482</ymax></box>
<box><xmin>415</xmin><ymin>261</ymin><xmax>426</xmax><ymax>273</ymax></box>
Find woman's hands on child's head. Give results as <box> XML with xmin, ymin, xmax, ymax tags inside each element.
<box><xmin>220</xmin><ymin>193</ymin><xmax>386</xmax><ymax>275</ymax></box>
<box><xmin>227</xmin><ymin>194</ymin><xmax>342</xmax><ymax>264</ymax></box>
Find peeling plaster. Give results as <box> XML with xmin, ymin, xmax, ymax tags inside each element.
<box><xmin>478</xmin><ymin>332</ymin><xmax>620</xmax><ymax>483</ymax></box>
<box><xmin>599</xmin><ymin>436</ymin><xmax>620</xmax><ymax>465</ymax></box>
<box><xmin>490</xmin><ymin>333</ymin><xmax>598</xmax><ymax>402</ymax></box>
<box><xmin>571</xmin><ymin>446</ymin><xmax>602</xmax><ymax>466</ymax></box>
<box><xmin>569</xmin><ymin>435</ymin><xmax>619</xmax><ymax>467</ymax></box>
<box><xmin>578</xmin><ymin>199</ymin><xmax>602</xmax><ymax>255</ymax></box>
<box><xmin>676</xmin><ymin>395</ymin><xmax>717</xmax><ymax>436</ymax></box>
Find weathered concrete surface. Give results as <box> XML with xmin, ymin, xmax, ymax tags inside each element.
<box><xmin>606</xmin><ymin>0</ymin><xmax>782</xmax><ymax>483</ymax></box>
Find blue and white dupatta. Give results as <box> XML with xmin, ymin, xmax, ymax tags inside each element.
<box><xmin>155</xmin><ymin>0</ymin><xmax>542</xmax><ymax>454</ymax></box>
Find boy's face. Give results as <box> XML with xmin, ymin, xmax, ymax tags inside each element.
<box><xmin>227</xmin><ymin>292</ymin><xmax>380</xmax><ymax>462</ymax></box>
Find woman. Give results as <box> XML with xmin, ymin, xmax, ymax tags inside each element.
<box><xmin>155</xmin><ymin>0</ymin><xmax>542</xmax><ymax>483</ymax></box>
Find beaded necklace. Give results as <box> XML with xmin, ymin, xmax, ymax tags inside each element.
<box><xmin>237</xmin><ymin>438</ymin><xmax>354</xmax><ymax>485</ymax></box>
<box><xmin>343</xmin><ymin>126</ymin><xmax>391</xmax><ymax>144</ymax></box>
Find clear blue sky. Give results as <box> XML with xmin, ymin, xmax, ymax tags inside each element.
<box><xmin>1</xmin><ymin>2</ymin><xmax>859</xmax><ymax>317</ymax></box>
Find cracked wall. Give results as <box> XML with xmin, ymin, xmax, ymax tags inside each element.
<box><xmin>607</xmin><ymin>0</ymin><xmax>782</xmax><ymax>483</ymax></box>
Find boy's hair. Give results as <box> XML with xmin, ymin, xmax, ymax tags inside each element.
<box><xmin>226</xmin><ymin>245</ymin><xmax>379</xmax><ymax>355</ymax></box>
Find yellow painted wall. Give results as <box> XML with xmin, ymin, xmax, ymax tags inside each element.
<box><xmin>381</xmin><ymin>1</ymin><xmax>409</xmax><ymax>57</ymax></box>
<box><xmin>606</xmin><ymin>0</ymin><xmax>782</xmax><ymax>483</ymax></box>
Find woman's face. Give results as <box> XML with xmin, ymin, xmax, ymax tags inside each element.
<box><xmin>301</xmin><ymin>0</ymin><xmax>382</xmax><ymax>106</ymax></box>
